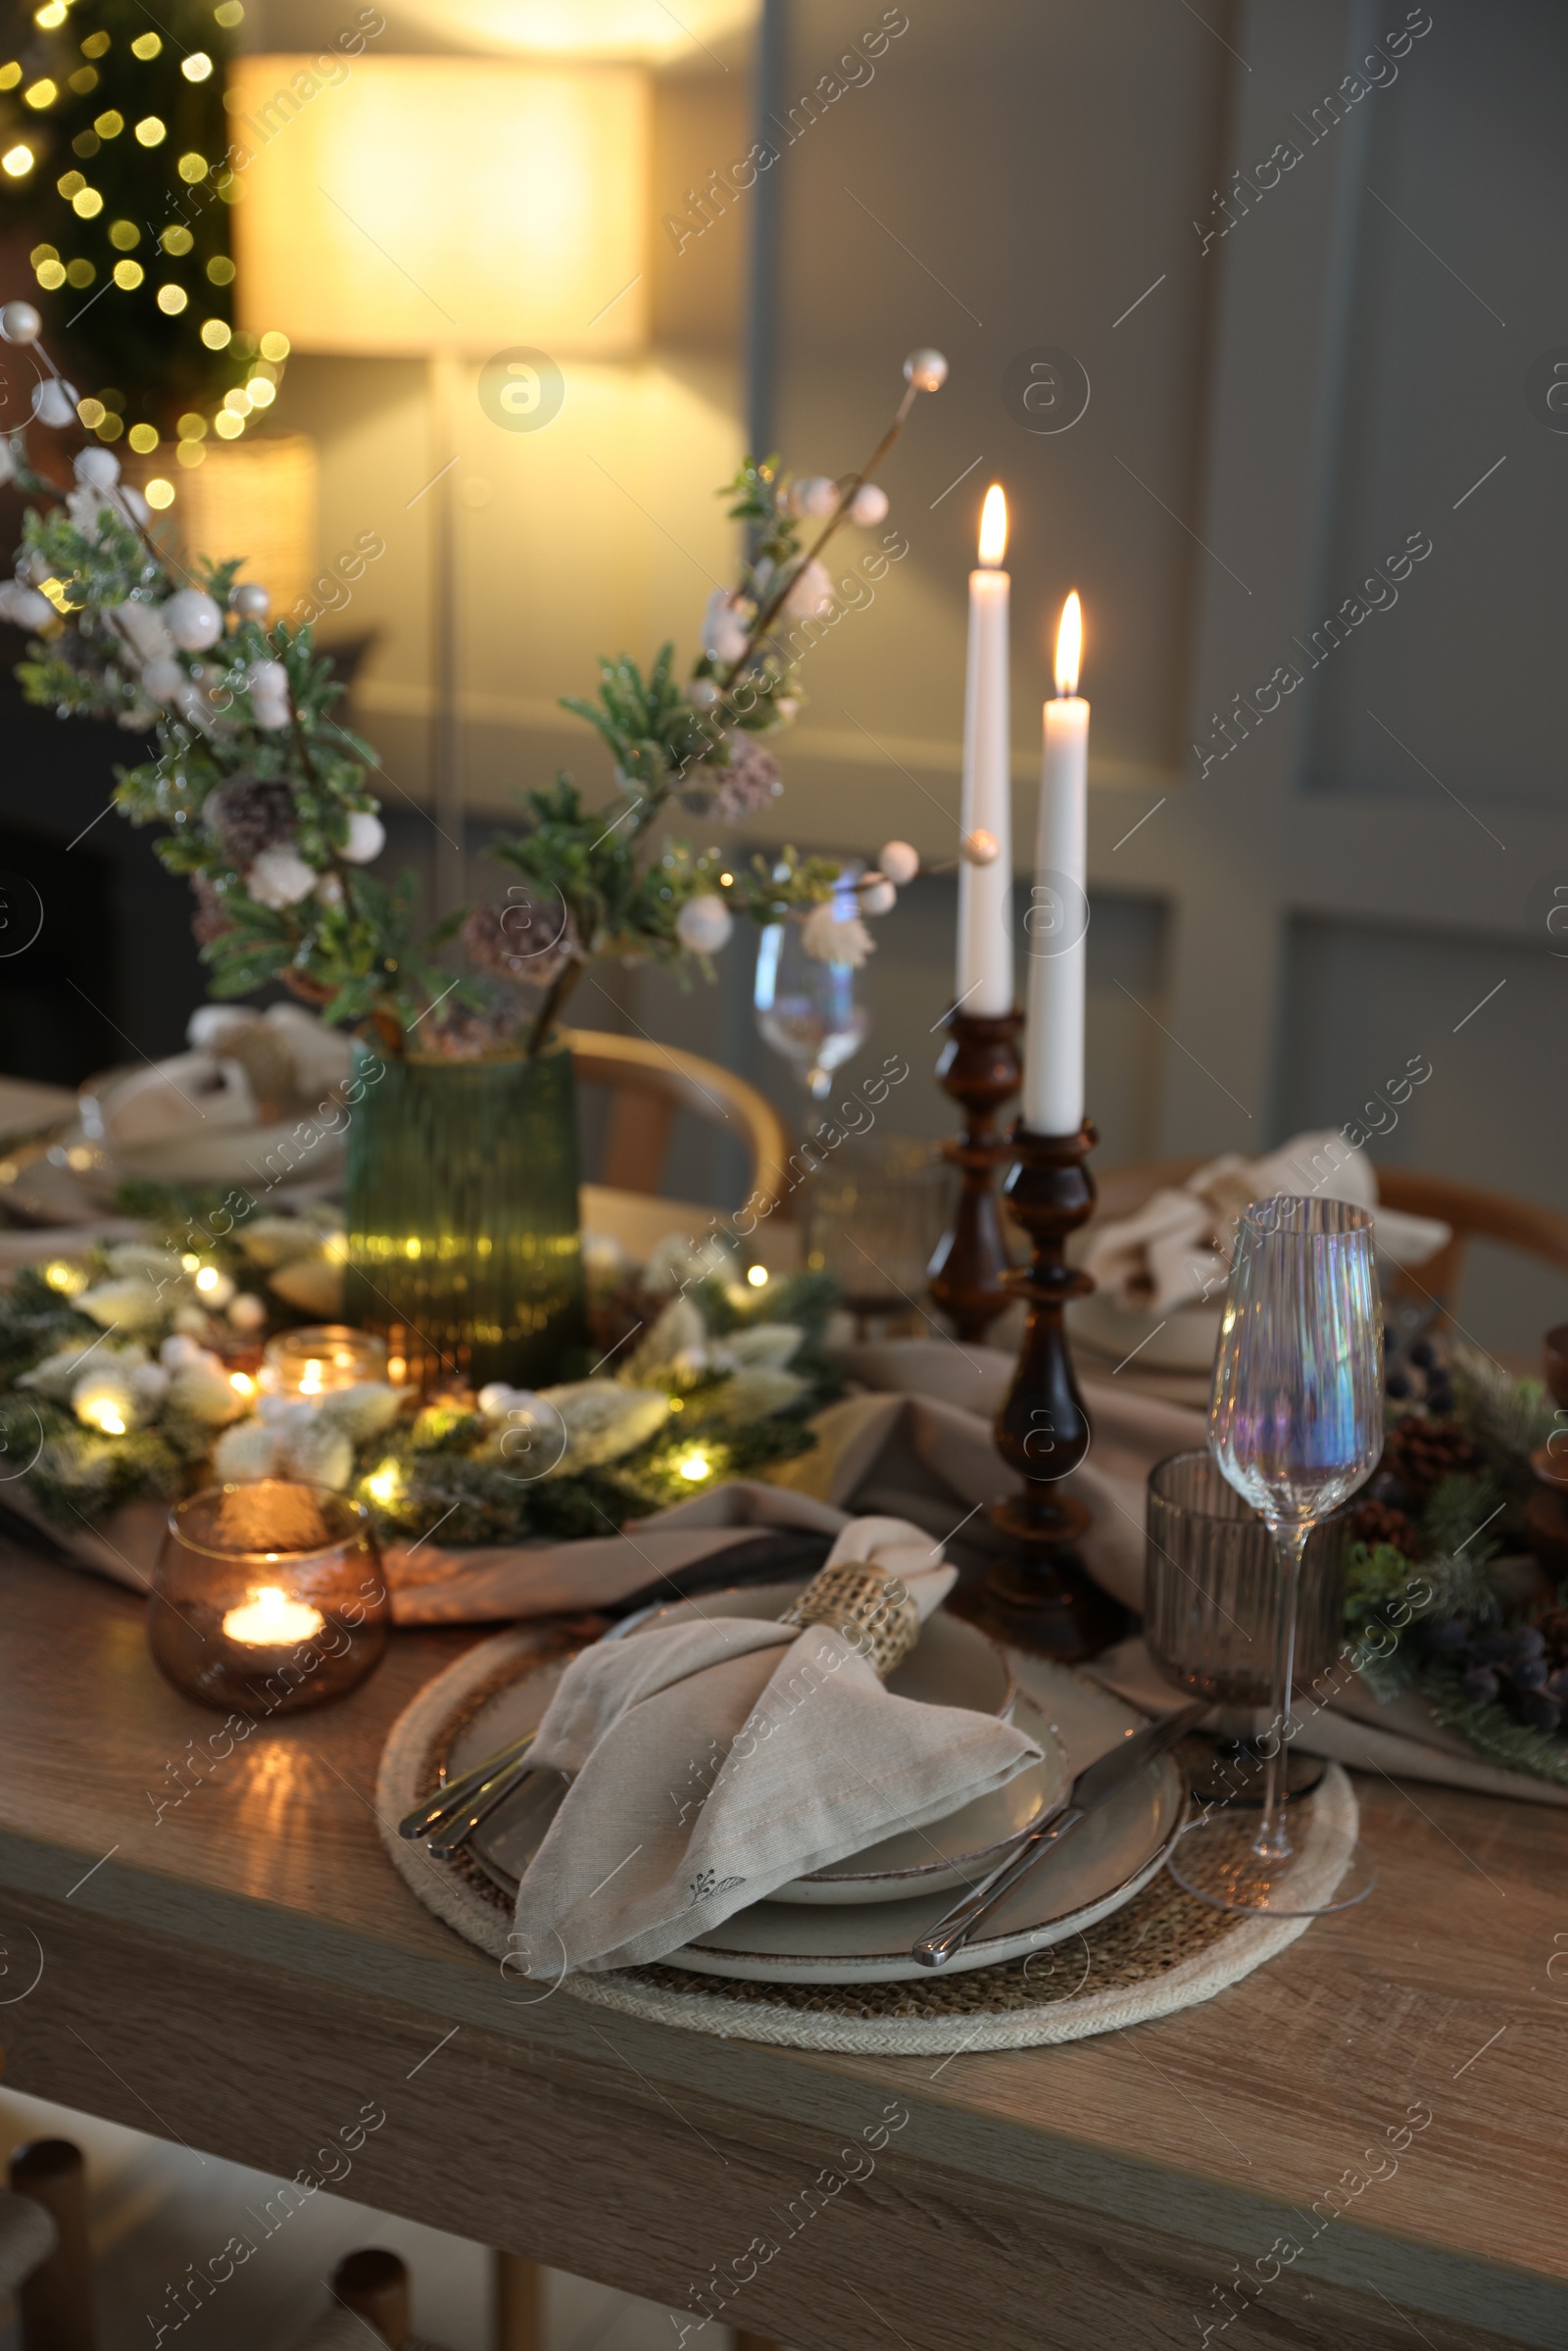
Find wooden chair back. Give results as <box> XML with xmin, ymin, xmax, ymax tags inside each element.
<box><xmin>6</xmin><ymin>2137</ymin><xmax>95</xmax><ymax>2351</ymax></box>
<box><xmin>564</xmin><ymin>1028</ymin><xmax>789</xmax><ymax>1214</ymax></box>
<box><xmin>1091</xmin><ymin>1156</ymin><xmax>1568</xmax><ymax>1326</ymax></box>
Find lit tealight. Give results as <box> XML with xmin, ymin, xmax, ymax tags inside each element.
<box><xmin>299</xmin><ymin>1359</ymin><xmax>323</xmax><ymax>1396</ymax></box>
<box><xmin>221</xmin><ymin>1585</ymin><xmax>324</xmax><ymax>1647</ymax></box>
<box><xmin>677</xmin><ymin>1450</ymin><xmax>710</xmax><ymax>1483</ymax></box>
<box><xmin>43</xmin><ymin>1258</ymin><xmax>87</xmax><ymax>1295</ymax></box>
<box><xmin>746</xmin><ymin>1264</ymin><xmax>768</xmax><ymax>1288</ymax></box>
<box><xmin>228</xmin><ymin>1370</ymin><xmax>257</xmax><ymax>1398</ymax></box>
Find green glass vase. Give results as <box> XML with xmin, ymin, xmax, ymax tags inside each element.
<box><xmin>342</xmin><ymin>1045</ymin><xmax>586</xmax><ymax>1392</ymax></box>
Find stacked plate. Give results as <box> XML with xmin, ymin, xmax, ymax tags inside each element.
<box><xmin>444</xmin><ymin>1581</ymin><xmax>1187</xmax><ymax>1984</ymax></box>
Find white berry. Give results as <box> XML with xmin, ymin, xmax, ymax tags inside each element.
<box><xmin>878</xmin><ymin>840</ymin><xmax>919</xmax><ymax>886</ymax></box>
<box><xmin>0</xmin><ymin>302</ymin><xmax>41</xmax><ymax>345</ymax></box>
<box><xmin>903</xmin><ymin>348</ymin><xmax>949</xmax><ymax>393</ymax></box>
<box><xmin>849</xmin><ymin>483</ymin><xmax>888</xmax><ymax>527</ymax></box>
<box><xmin>676</xmin><ymin>893</ymin><xmax>733</xmax><ymax>954</ymax></box>
<box><xmin>342</xmin><ymin>811</ymin><xmax>385</xmax><ymax>863</ymax></box>
<box><xmin>164</xmin><ymin>589</ymin><xmax>224</xmax><ymax>651</ymax></box>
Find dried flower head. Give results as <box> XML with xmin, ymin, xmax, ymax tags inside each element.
<box><xmin>204</xmin><ymin>775</ymin><xmax>297</xmax><ymax>869</ymax></box>
<box><xmin>462</xmin><ymin>896</ymin><xmax>577</xmax><ymax>988</ymax></box>
<box><xmin>704</xmin><ymin>735</ymin><xmax>783</xmax><ymax>824</ymax></box>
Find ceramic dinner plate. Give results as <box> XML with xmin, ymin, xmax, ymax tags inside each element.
<box><xmin>448</xmin><ymin>1594</ymin><xmax>1186</xmax><ymax>1983</ymax></box>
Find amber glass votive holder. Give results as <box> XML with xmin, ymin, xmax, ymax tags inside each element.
<box><xmin>261</xmin><ymin>1324</ymin><xmax>389</xmax><ymax>1398</ymax></box>
<box><xmin>149</xmin><ymin>1480</ymin><xmax>390</xmax><ymax>1716</ymax></box>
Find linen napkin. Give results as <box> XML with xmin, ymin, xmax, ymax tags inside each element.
<box><xmin>1083</xmin><ymin>1129</ymin><xmax>1449</xmax><ymax>1312</ymax></box>
<box><xmin>510</xmin><ymin>1514</ymin><xmax>1043</xmax><ymax>1975</ymax></box>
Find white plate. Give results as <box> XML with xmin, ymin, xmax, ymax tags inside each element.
<box><xmin>448</xmin><ymin>1627</ymin><xmax>1184</xmax><ymax>1983</ymax></box>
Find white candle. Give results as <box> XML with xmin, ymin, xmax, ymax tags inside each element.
<box><xmin>955</xmin><ymin>484</ymin><xmax>1013</xmax><ymax>1015</ymax></box>
<box><xmin>221</xmin><ymin>1585</ymin><xmax>325</xmax><ymax>1646</ymax></box>
<box><xmin>1022</xmin><ymin>593</ymin><xmax>1089</xmax><ymax>1134</ymax></box>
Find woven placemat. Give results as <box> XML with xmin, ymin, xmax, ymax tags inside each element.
<box><xmin>375</xmin><ymin>1625</ymin><xmax>1356</xmax><ymax>2055</ymax></box>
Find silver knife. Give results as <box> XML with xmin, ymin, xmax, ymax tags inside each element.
<box><xmin>397</xmin><ymin>1731</ymin><xmax>537</xmax><ymax>1842</ymax></box>
<box><xmin>912</xmin><ymin>1702</ymin><xmax>1205</xmax><ymax>1968</ymax></box>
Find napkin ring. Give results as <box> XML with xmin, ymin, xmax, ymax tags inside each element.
<box><xmin>777</xmin><ymin>1560</ymin><xmax>921</xmax><ymax>1680</ymax></box>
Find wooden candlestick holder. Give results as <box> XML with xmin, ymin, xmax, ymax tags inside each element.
<box><xmin>927</xmin><ymin>1006</ymin><xmax>1023</xmax><ymax>1343</ymax></box>
<box><xmin>982</xmin><ymin>1118</ymin><xmax>1132</xmax><ymax>1661</ymax></box>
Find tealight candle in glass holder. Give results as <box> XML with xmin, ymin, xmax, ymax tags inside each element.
<box><xmin>148</xmin><ymin>1480</ymin><xmax>390</xmax><ymax>1715</ymax></box>
<box><xmin>262</xmin><ymin>1324</ymin><xmax>388</xmax><ymax>1398</ymax></box>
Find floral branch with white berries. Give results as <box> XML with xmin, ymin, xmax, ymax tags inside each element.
<box><xmin>0</xmin><ymin>297</ymin><xmax>948</xmax><ymax>1058</ymax></box>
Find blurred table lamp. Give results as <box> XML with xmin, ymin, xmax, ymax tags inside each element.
<box><xmin>230</xmin><ymin>55</ymin><xmax>650</xmax><ymax>906</ymax></box>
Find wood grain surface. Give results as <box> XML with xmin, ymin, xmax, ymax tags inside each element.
<box><xmin>0</xmin><ymin>1544</ymin><xmax>1564</xmax><ymax>2351</ymax></box>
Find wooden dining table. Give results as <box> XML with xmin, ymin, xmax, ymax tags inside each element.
<box><xmin>1</xmin><ymin>1529</ymin><xmax>1564</xmax><ymax>2351</ymax></box>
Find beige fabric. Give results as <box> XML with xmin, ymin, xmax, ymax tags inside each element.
<box><xmin>1083</xmin><ymin>1130</ymin><xmax>1449</xmax><ymax>1311</ymax></box>
<box><xmin>511</xmin><ymin>1518</ymin><xmax>1040</xmax><ymax>1974</ymax></box>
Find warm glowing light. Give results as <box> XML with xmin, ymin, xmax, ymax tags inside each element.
<box><xmin>127</xmin><ymin>422</ymin><xmax>159</xmax><ymax>452</ymax></box>
<box><xmin>215</xmin><ymin>0</ymin><xmax>244</xmax><ymax>23</ymax></box>
<box><xmin>194</xmin><ymin>1263</ymin><xmax>222</xmax><ymax>1292</ymax></box>
<box><xmin>164</xmin><ymin>224</ymin><xmax>193</xmax><ymax>255</ymax></box>
<box><xmin>36</xmin><ymin>261</ymin><xmax>66</xmax><ymax>288</ymax></box>
<box><xmin>35</xmin><ymin>3</ymin><xmax>68</xmax><ymax>28</ymax></box>
<box><xmin>157</xmin><ymin>283</ymin><xmax>188</xmax><ymax>314</ymax></box>
<box><xmin>109</xmin><ymin>219</ymin><xmax>140</xmax><ymax>250</ymax></box>
<box><xmin>386</xmin><ymin>1356</ymin><xmax>407</xmax><ymax>1384</ymax></box>
<box><xmin>73</xmin><ymin>186</ymin><xmax>103</xmax><ymax>217</ymax></box>
<box><xmin>24</xmin><ymin>79</ymin><xmax>58</xmax><ymax>109</ymax></box>
<box><xmin>176</xmin><ymin>442</ymin><xmax>206</xmax><ymax>468</ymax></box>
<box><xmin>201</xmin><ymin>318</ymin><xmax>232</xmax><ymax>349</ymax></box>
<box><xmin>746</xmin><ymin>1264</ymin><xmax>768</xmax><ymax>1288</ymax></box>
<box><xmin>3</xmin><ymin>145</ymin><xmax>35</xmax><ymax>176</ymax></box>
<box><xmin>228</xmin><ymin>57</ymin><xmax>650</xmax><ymax>357</ymax></box>
<box><xmin>180</xmin><ymin>1251</ymin><xmax>201</xmax><ymax>1270</ymax></box>
<box><xmin>94</xmin><ymin>110</ymin><xmax>122</xmax><ymax>137</ymax></box>
<box><xmin>145</xmin><ymin>478</ymin><xmax>175</xmax><ymax>509</ymax></box>
<box><xmin>221</xmin><ymin>1585</ymin><xmax>324</xmax><ymax>1646</ymax></box>
<box><xmin>228</xmin><ymin>1370</ymin><xmax>257</xmax><ymax>1397</ymax></box>
<box><xmin>299</xmin><ymin>1360</ymin><xmax>323</xmax><ymax>1395</ymax></box>
<box><xmin>259</xmin><ymin>329</ymin><xmax>290</xmax><ymax>362</ymax></box>
<box><xmin>677</xmin><ymin>1450</ymin><xmax>710</xmax><ymax>1482</ymax></box>
<box><xmin>131</xmin><ymin>31</ymin><xmax>162</xmax><ymax>58</ymax></box>
<box><xmin>182</xmin><ymin>51</ymin><xmax>214</xmax><ymax>80</ymax></box>
<box><xmin>214</xmin><ymin>410</ymin><xmax>244</xmax><ymax>437</ymax></box>
<box><xmin>177</xmin><ymin>151</ymin><xmax>208</xmax><ymax>183</ymax></box>
<box><xmin>84</xmin><ymin>1402</ymin><xmax>126</xmax><ymax>1436</ymax></box>
<box><xmin>134</xmin><ymin>116</ymin><xmax>167</xmax><ymax>146</ymax></box>
<box><xmin>43</xmin><ymin>1259</ymin><xmax>87</xmax><ymax>1294</ymax></box>
<box><xmin>176</xmin><ymin>414</ymin><xmax>207</xmax><ymax>440</ymax></box>
<box><xmin>245</xmin><ymin>375</ymin><xmax>275</xmax><ymax>408</ymax></box>
<box><xmin>977</xmin><ymin>483</ymin><xmax>1007</xmax><ymax>567</ymax></box>
<box><xmin>113</xmin><ymin>260</ymin><xmax>144</xmax><ymax>289</ymax></box>
<box><xmin>365</xmin><ymin>1462</ymin><xmax>401</xmax><ymax>1506</ymax></box>
<box><xmin>1054</xmin><ymin>592</ymin><xmax>1083</xmax><ymax>697</ymax></box>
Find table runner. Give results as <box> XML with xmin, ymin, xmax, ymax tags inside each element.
<box><xmin>14</xmin><ymin>1333</ymin><xmax>1561</xmax><ymax>1806</ymax></box>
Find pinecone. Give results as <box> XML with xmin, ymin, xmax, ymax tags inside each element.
<box><xmin>703</xmin><ymin>735</ymin><xmax>782</xmax><ymax>823</ymax></box>
<box><xmin>1382</xmin><ymin>1413</ymin><xmax>1482</xmax><ymax>1507</ymax></box>
<box><xmin>1535</xmin><ymin>1609</ymin><xmax>1568</xmax><ymax>1671</ymax></box>
<box><xmin>1351</xmin><ymin>1497</ymin><xmax>1422</xmax><ymax>1556</ymax></box>
<box><xmin>462</xmin><ymin>898</ymin><xmax>575</xmax><ymax>988</ymax></box>
<box><xmin>204</xmin><ymin>775</ymin><xmax>298</xmax><ymax>867</ymax></box>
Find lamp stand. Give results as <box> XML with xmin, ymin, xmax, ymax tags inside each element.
<box><xmin>982</xmin><ymin>1118</ymin><xmax>1131</xmax><ymax>1661</ymax></box>
<box><xmin>428</xmin><ymin>350</ymin><xmax>466</xmax><ymax>917</ymax></box>
<box><xmin>927</xmin><ymin>1005</ymin><xmax>1022</xmax><ymax>1343</ymax></box>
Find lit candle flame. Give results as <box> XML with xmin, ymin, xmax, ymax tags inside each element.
<box><xmin>1054</xmin><ymin>591</ymin><xmax>1082</xmax><ymax>696</ymax></box>
<box><xmin>299</xmin><ymin>1360</ymin><xmax>323</xmax><ymax>1396</ymax></box>
<box><xmin>977</xmin><ymin>483</ymin><xmax>1007</xmax><ymax>567</ymax></box>
<box><xmin>221</xmin><ymin>1585</ymin><xmax>324</xmax><ymax>1646</ymax></box>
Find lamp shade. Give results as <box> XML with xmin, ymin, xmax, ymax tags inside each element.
<box><xmin>228</xmin><ymin>56</ymin><xmax>649</xmax><ymax>357</ymax></box>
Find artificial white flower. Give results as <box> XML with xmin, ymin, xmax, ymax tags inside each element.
<box><xmin>0</xmin><ymin>579</ymin><xmax>54</xmax><ymax>631</ymax></box>
<box><xmin>675</xmin><ymin>894</ymin><xmax>733</xmax><ymax>955</ymax></box>
<box><xmin>641</xmin><ymin>1232</ymin><xmax>735</xmax><ymax>1296</ymax></box>
<box><xmin>74</xmin><ymin>447</ymin><xmax>120</xmax><ymax>490</ymax></box>
<box><xmin>163</xmin><ymin>588</ymin><xmax>224</xmax><ymax>652</ymax></box>
<box><xmin>140</xmin><ymin>657</ymin><xmax>185</xmax><ymax>703</ymax></box>
<box><xmin>32</xmin><ymin>377</ymin><xmax>78</xmax><ymax>428</ymax></box>
<box><xmin>701</xmin><ymin>588</ymin><xmax>754</xmax><ymax>665</ymax></box>
<box><xmin>801</xmin><ymin>902</ymin><xmax>874</xmax><ymax>968</ymax></box>
<box><xmin>247</xmin><ymin>847</ymin><xmax>318</xmax><ymax>909</ymax></box>
<box><xmin>717</xmin><ymin>1322</ymin><xmax>803</xmax><ymax>1371</ymax></box>
<box><xmin>168</xmin><ymin>1353</ymin><xmax>250</xmax><ymax>1427</ymax></box>
<box><xmin>160</xmin><ymin>1333</ymin><xmax>206</xmax><ymax>1370</ymax></box>
<box><xmin>267</xmin><ymin>1253</ymin><xmax>344</xmax><ymax>1316</ymax></box>
<box><xmin>629</xmin><ymin>1297</ymin><xmax>708</xmax><ymax>1384</ymax></box>
<box><xmin>20</xmin><ymin>1340</ymin><xmax>147</xmax><ymax>1400</ymax></box>
<box><xmin>227</xmin><ymin>1292</ymin><xmax>268</xmax><ymax>1334</ymax></box>
<box><xmin>706</xmin><ymin>1366</ymin><xmax>808</xmax><ymax>1422</ymax></box>
<box><xmin>236</xmin><ymin>1216</ymin><xmax>321</xmax><ymax>1269</ymax></box>
<box><xmin>318</xmin><ymin>1383</ymin><xmax>402</xmax><ymax>1444</ymax></box>
<box><xmin>795</xmin><ymin>474</ymin><xmax>840</xmax><ymax>517</ymax></box>
<box><xmin>75</xmin><ymin>1275</ymin><xmax>166</xmax><ymax>1332</ymax></box>
<box><xmin>213</xmin><ymin>1420</ymin><xmax>284</xmax><ymax>1482</ymax></box>
<box><xmin>106</xmin><ymin>1243</ymin><xmax>175</xmax><ymax>1283</ymax></box>
<box><xmin>477</xmin><ymin>1382</ymin><xmax>544</xmax><ymax>1423</ymax></box>
<box><xmin>283</xmin><ymin>1415</ymin><xmax>356</xmax><ymax>1491</ymax></box>
<box><xmin>782</xmin><ymin>559</ymin><xmax>834</xmax><ymax>620</ymax></box>
<box><xmin>342</xmin><ymin>811</ymin><xmax>385</xmax><ymax>863</ymax></box>
<box><xmin>109</xmin><ymin>600</ymin><xmax>174</xmax><ymax>665</ymax></box>
<box><xmin>536</xmin><ymin>1379</ymin><xmax>670</xmax><ymax>1471</ymax></box>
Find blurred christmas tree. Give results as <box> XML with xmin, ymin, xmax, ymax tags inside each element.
<box><xmin>0</xmin><ymin>0</ymin><xmax>287</xmax><ymax>469</ymax></box>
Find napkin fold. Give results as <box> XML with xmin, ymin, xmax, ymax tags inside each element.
<box><xmin>1084</xmin><ymin>1130</ymin><xmax>1450</xmax><ymax>1311</ymax></box>
<box><xmin>511</xmin><ymin>1515</ymin><xmax>1043</xmax><ymax>1975</ymax></box>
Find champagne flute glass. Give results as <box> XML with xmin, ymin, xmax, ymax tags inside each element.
<box><xmin>753</xmin><ymin>875</ymin><xmax>870</xmax><ymax>1104</ymax></box>
<box><xmin>1168</xmin><ymin>1194</ymin><xmax>1382</xmax><ymax>1916</ymax></box>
